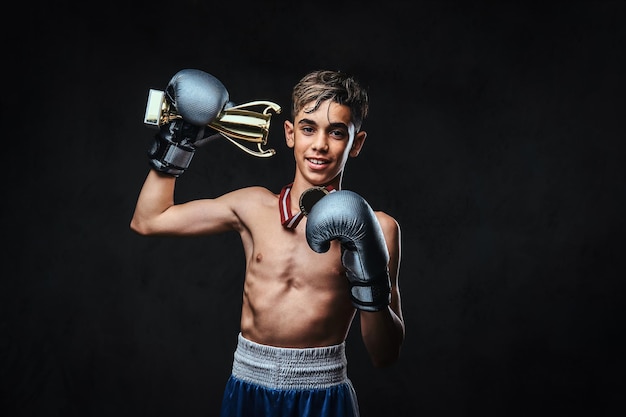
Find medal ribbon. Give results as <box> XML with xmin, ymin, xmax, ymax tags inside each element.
<box><xmin>279</xmin><ymin>183</ymin><xmax>335</xmax><ymax>229</ymax></box>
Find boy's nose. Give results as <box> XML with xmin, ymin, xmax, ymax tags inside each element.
<box><xmin>312</xmin><ymin>134</ymin><xmax>329</xmax><ymax>151</ymax></box>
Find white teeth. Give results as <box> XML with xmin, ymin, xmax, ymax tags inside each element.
<box><xmin>309</xmin><ymin>159</ymin><xmax>325</xmax><ymax>165</ymax></box>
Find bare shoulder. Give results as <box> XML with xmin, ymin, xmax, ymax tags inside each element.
<box><xmin>222</xmin><ymin>185</ymin><xmax>276</xmax><ymax>203</ymax></box>
<box><xmin>375</xmin><ymin>211</ymin><xmax>401</xmax><ymax>235</ymax></box>
<box><xmin>226</xmin><ymin>186</ymin><xmax>278</xmax><ymax>220</ymax></box>
<box><xmin>243</xmin><ymin>186</ymin><xmax>275</xmax><ymax>196</ymax></box>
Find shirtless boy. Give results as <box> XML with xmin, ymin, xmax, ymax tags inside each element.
<box><xmin>130</xmin><ymin>69</ymin><xmax>405</xmax><ymax>417</ymax></box>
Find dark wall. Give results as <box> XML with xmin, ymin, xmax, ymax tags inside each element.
<box><xmin>3</xmin><ymin>2</ymin><xmax>625</xmax><ymax>416</ymax></box>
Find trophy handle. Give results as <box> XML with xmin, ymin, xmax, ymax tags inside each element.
<box><xmin>209</xmin><ymin>101</ymin><xmax>282</xmax><ymax>158</ymax></box>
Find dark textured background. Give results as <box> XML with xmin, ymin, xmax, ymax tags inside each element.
<box><xmin>2</xmin><ymin>1</ymin><xmax>625</xmax><ymax>416</ymax></box>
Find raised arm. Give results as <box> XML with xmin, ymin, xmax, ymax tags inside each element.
<box><xmin>130</xmin><ymin>69</ymin><xmax>240</xmax><ymax>237</ymax></box>
<box><xmin>130</xmin><ymin>170</ymin><xmax>243</xmax><ymax>236</ymax></box>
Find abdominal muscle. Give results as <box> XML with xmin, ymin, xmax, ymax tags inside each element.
<box><xmin>239</xmin><ymin>234</ymin><xmax>357</xmax><ymax>348</ymax></box>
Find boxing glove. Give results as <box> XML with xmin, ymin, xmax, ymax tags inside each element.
<box><xmin>148</xmin><ymin>69</ymin><xmax>230</xmax><ymax>177</ymax></box>
<box><xmin>306</xmin><ymin>190</ymin><xmax>391</xmax><ymax>312</ymax></box>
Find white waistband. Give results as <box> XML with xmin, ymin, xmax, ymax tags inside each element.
<box><xmin>231</xmin><ymin>333</ymin><xmax>348</xmax><ymax>390</ymax></box>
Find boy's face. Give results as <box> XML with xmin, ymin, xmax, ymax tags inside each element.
<box><xmin>284</xmin><ymin>100</ymin><xmax>366</xmax><ymax>187</ymax></box>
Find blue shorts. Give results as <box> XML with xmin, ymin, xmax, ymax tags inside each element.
<box><xmin>219</xmin><ymin>333</ymin><xmax>359</xmax><ymax>417</ymax></box>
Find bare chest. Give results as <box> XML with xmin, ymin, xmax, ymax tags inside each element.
<box><xmin>241</xmin><ymin>205</ymin><xmax>345</xmax><ymax>288</ymax></box>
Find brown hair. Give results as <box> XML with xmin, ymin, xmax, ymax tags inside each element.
<box><xmin>291</xmin><ymin>70</ymin><xmax>369</xmax><ymax>131</ymax></box>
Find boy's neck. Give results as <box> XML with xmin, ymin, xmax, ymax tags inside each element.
<box><xmin>290</xmin><ymin>175</ymin><xmax>343</xmax><ymax>197</ymax></box>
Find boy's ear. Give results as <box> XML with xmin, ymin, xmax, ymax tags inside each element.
<box><xmin>349</xmin><ymin>131</ymin><xmax>367</xmax><ymax>157</ymax></box>
<box><xmin>284</xmin><ymin>120</ymin><xmax>295</xmax><ymax>148</ymax></box>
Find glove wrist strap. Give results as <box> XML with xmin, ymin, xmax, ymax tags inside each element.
<box><xmin>148</xmin><ymin>134</ymin><xmax>195</xmax><ymax>177</ymax></box>
<box><xmin>349</xmin><ymin>271</ymin><xmax>392</xmax><ymax>312</ymax></box>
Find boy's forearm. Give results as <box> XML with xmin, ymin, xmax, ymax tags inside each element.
<box><xmin>360</xmin><ymin>307</ymin><xmax>405</xmax><ymax>367</ymax></box>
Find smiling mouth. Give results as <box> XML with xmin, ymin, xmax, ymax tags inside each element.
<box><xmin>307</xmin><ymin>158</ymin><xmax>329</xmax><ymax>166</ymax></box>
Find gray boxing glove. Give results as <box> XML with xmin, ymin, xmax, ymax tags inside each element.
<box><xmin>305</xmin><ymin>190</ymin><xmax>391</xmax><ymax>312</ymax></box>
<box><xmin>148</xmin><ymin>69</ymin><xmax>230</xmax><ymax>177</ymax></box>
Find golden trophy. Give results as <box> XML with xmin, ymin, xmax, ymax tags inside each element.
<box><xmin>144</xmin><ymin>88</ymin><xmax>281</xmax><ymax>158</ymax></box>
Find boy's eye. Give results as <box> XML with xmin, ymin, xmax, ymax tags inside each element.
<box><xmin>330</xmin><ymin>130</ymin><xmax>347</xmax><ymax>138</ymax></box>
